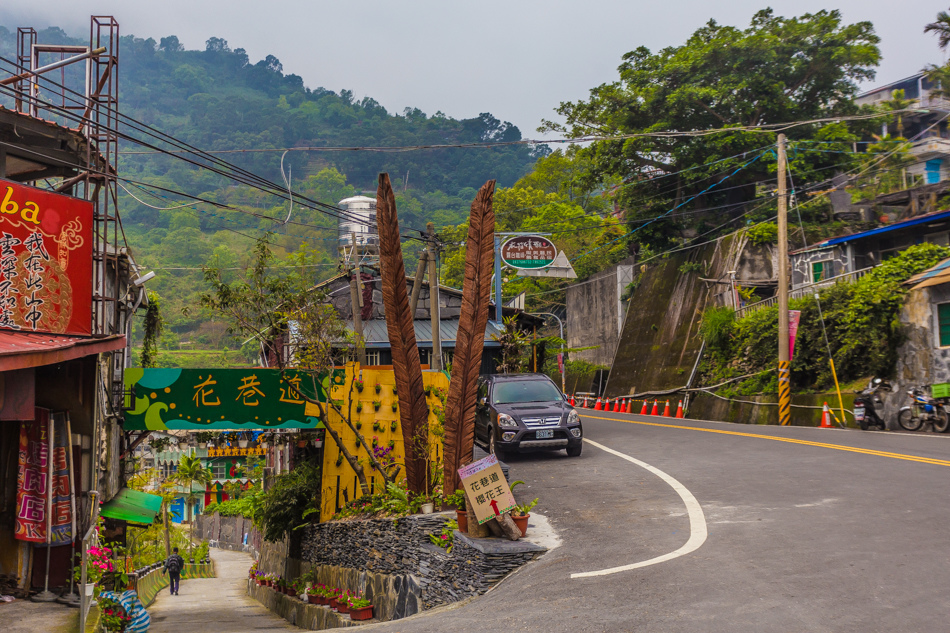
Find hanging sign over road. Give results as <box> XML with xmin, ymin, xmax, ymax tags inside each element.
<box><xmin>458</xmin><ymin>454</ymin><xmax>516</xmax><ymax>525</ymax></box>
<box><xmin>123</xmin><ymin>367</ymin><xmax>336</xmax><ymax>430</ymax></box>
<box><xmin>500</xmin><ymin>235</ymin><xmax>557</xmax><ymax>269</ymax></box>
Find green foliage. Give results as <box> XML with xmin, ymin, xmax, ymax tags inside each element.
<box><xmin>699</xmin><ymin>244</ymin><xmax>950</xmax><ymax>393</ymax></box>
<box><xmin>256</xmin><ymin>462</ymin><xmax>322</xmax><ymax>542</ymax></box>
<box><xmin>492</xmin><ymin>315</ymin><xmax>530</xmax><ymax>374</ymax></box>
<box><xmin>542</xmin><ymin>9</ymin><xmax>880</xmax><ymax>253</ymax></box>
<box><xmin>678</xmin><ymin>261</ymin><xmax>703</xmax><ymax>275</ymax></box>
<box><xmin>140</xmin><ymin>292</ymin><xmax>165</xmax><ymax>368</ymax></box>
<box><xmin>699</xmin><ymin>307</ymin><xmax>736</xmax><ymax>354</ymax></box>
<box><xmin>429</xmin><ymin>519</ymin><xmax>458</xmax><ymax>552</ymax></box>
<box><xmin>746</xmin><ymin>223</ymin><xmax>778</xmax><ymax>246</ymax></box>
<box><xmin>509</xmin><ymin>480</ymin><xmax>539</xmax><ymax>517</ymax></box>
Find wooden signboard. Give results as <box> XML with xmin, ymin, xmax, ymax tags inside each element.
<box><xmin>458</xmin><ymin>454</ymin><xmax>516</xmax><ymax>525</ymax></box>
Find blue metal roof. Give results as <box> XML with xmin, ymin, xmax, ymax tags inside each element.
<box><xmin>818</xmin><ymin>209</ymin><xmax>950</xmax><ymax>248</ymax></box>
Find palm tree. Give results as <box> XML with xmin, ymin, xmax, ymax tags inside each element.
<box><xmin>881</xmin><ymin>89</ymin><xmax>914</xmax><ymax>138</ymax></box>
<box><xmin>925</xmin><ymin>10</ymin><xmax>950</xmax><ymax>50</ymax></box>
<box><xmin>174</xmin><ymin>453</ymin><xmax>211</xmax><ymax>537</ymax></box>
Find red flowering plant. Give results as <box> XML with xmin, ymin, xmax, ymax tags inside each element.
<box><xmin>97</xmin><ymin>595</ymin><xmax>132</xmax><ymax>632</ymax></box>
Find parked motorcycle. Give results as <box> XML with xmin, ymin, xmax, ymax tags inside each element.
<box><xmin>853</xmin><ymin>378</ymin><xmax>890</xmax><ymax>431</ymax></box>
<box><xmin>898</xmin><ymin>387</ymin><xmax>950</xmax><ymax>433</ymax></box>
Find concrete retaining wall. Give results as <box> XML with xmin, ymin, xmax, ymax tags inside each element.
<box><xmin>687</xmin><ymin>391</ymin><xmax>857</xmax><ymax>427</ymax></box>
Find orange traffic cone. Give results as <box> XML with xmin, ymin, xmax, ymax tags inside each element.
<box><xmin>569</xmin><ymin>394</ymin><xmax>575</xmax><ymax>407</ymax></box>
<box><xmin>820</xmin><ymin>402</ymin><xmax>833</xmax><ymax>428</ymax></box>
<box><xmin>650</xmin><ymin>400</ymin><xmax>659</xmax><ymax>416</ymax></box>
<box><xmin>662</xmin><ymin>401</ymin><xmax>671</xmax><ymax>417</ymax></box>
<box><xmin>582</xmin><ymin>396</ymin><xmax>588</xmax><ymax>408</ymax></box>
<box><xmin>612</xmin><ymin>398</ymin><xmax>621</xmax><ymax>413</ymax></box>
<box><xmin>675</xmin><ymin>400</ymin><xmax>684</xmax><ymax>418</ymax></box>
<box><xmin>624</xmin><ymin>399</ymin><xmax>632</xmax><ymax>414</ymax></box>
<box><xmin>594</xmin><ymin>398</ymin><xmax>602</xmax><ymax>411</ymax></box>
<box><xmin>639</xmin><ymin>400</ymin><xmax>648</xmax><ymax>415</ymax></box>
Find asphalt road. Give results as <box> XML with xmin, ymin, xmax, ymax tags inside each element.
<box><xmin>366</xmin><ymin>411</ymin><xmax>950</xmax><ymax>633</ymax></box>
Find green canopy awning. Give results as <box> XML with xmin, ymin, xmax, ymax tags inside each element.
<box><xmin>100</xmin><ymin>489</ymin><xmax>163</xmax><ymax>526</ymax></box>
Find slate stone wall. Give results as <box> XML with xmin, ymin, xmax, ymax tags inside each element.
<box><xmin>298</xmin><ymin>512</ymin><xmax>545</xmax><ymax>613</ymax></box>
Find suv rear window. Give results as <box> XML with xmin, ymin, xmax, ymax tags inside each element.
<box><xmin>492</xmin><ymin>379</ymin><xmax>562</xmax><ymax>404</ymax></box>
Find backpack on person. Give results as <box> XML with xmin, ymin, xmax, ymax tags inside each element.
<box><xmin>166</xmin><ymin>555</ymin><xmax>182</xmax><ymax>574</ymax></box>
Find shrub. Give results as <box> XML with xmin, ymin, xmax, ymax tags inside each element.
<box><xmin>699</xmin><ymin>306</ymin><xmax>736</xmax><ymax>354</ymax></box>
<box><xmin>256</xmin><ymin>462</ymin><xmax>322</xmax><ymax>542</ymax></box>
<box><xmin>746</xmin><ymin>222</ymin><xmax>778</xmax><ymax>246</ymax></box>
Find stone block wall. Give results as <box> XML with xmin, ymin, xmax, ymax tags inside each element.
<box><xmin>298</xmin><ymin>513</ymin><xmax>545</xmax><ymax>611</ymax></box>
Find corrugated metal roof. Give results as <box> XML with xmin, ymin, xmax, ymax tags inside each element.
<box><xmin>906</xmin><ymin>257</ymin><xmax>950</xmax><ymax>290</ymax></box>
<box><xmin>347</xmin><ymin>319</ymin><xmax>504</xmax><ymax>348</ymax></box>
<box><xmin>0</xmin><ymin>332</ymin><xmax>126</xmax><ymax>371</ymax></box>
<box><xmin>795</xmin><ymin>209</ymin><xmax>950</xmax><ymax>253</ymax></box>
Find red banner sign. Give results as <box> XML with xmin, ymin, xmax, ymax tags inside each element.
<box><xmin>0</xmin><ymin>179</ymin><xmax>93</xmax><ymax>335</ymax></box>
<box><xmin>15</xmin><ymin>409</ymin><xmax>74</xmax><ymax>544</ymax></box>
<box><xmin>788</xmin><ymin>310</ymin><xmax>801</xmax><ymax>360</ymax></box>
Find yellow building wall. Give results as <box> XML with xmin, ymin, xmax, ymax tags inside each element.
<box><xmin>310</xmin><ymin>363</ymin><xmax>449</xmax><ymax>521</ymax></box>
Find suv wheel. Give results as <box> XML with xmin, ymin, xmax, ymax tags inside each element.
<box><xmin>489</xmin><ymin>428</ymin><xmax>508</xmax><ymax>461</ymax></box>
<box><xmin>567</xmin><ymin>443</ymin><xmax>582</xmax><ymax>457</ymax></box>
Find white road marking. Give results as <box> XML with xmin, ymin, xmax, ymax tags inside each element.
<box><xmin>570</xmin><ymin>438</ymin><xmax>708</xmax><ymax>579</ymax></box>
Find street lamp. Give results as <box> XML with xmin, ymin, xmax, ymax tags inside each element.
<box><xmin>528</xmin><ymin>312</ymin><xmax>566</xmax><ymax>394</ymax></box>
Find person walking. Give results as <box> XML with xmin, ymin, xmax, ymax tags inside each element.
<box><xmin>163</xmin><ymin>547</ymin><xmax>185</xmax><ymax>595</ymax></box>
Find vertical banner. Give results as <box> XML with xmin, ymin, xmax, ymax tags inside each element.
<box><xmin>48</xmin><ymin>413</ymin><xmax>74</xmax><ymax>545</ymax></box>
<box><xmin>788</xmin><ymin>310</ymin><xmax>802</xmax><ymax>360</ymax></box>
<box><xmin>15</xmin><ymin>408</ymin><xmax>50</xmax><ymax>542</ymax></box>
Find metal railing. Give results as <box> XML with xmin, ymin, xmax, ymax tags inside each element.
<box><xmin>736</xmin><ymin>266</ymin><xmax>876</xmax><ymax>317</ymax></box>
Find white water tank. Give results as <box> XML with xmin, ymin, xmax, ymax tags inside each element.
<box><xmin>338</xmin><ymin>195</ymin><xmax>378</xmax><ymax>263</ymax></box>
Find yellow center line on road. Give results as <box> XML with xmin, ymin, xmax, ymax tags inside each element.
<box><xmin>580</xmin><ymin>413</ymin><xmax>950</xmax><ymax>468</ymax></box>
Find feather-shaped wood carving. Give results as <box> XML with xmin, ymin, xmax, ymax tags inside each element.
<box><xmin>376</xmin><ymin>173</ymin><xmax>429</xmax><ymax>493</ymax></box>
<box><xmin>443</xmin><ymin>180</ymin><xmax>496</xmax><ymax>494</ymax></box>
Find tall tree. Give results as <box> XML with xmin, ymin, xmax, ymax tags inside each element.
<box><xmin>925</xmin><ymin>9</ymin><xmax>950</xmax><ymax>50</ymax></box>
<box><xmin>174</xmin><ymin>453</ymin><xmax>211</xmax><ymax>538</ymax></box>
<box><xmin>542</xmin><ymin>9</ymin><xmax>880</xmax><ymax>250</ymax></box>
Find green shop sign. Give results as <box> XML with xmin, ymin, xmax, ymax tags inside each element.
<box><xmin>124</xmin><ymin>368</ymin><xmax>335</xmax><ymax>431</ymax></box>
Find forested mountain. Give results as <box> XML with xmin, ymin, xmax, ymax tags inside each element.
<box><xmin>0</xmin><ymin>25</ymin><xmax>548</xmax><ymax>362</ymax></box>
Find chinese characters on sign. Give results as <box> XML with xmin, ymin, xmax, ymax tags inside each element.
<box><xmin>500</xmin><ymin>235</ymin><xmax>558</xmax><ymax>270</ymax></box>
<box><xmin>15</xmin><ymin>408</ymin><xmax>72</xmax><ymax>544</ymax></box>
<box><xmin>124</xmin><ymin>368</ymin><xmax>329</xmax><ymax>430</ymax></box>
<box><xmin>458</xmin><ymin>454</ymin><xmax>517</xmax><ymax>525</ymax></box>
<box><xmin>0</xmin><ymin>180</ymin><xmax>93</xmax><ymax>335</ymax></box>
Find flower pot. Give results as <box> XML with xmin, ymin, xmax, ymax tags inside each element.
<box><xmin>512</xmin><ymin>513</ymin><xmax>529</xmax><ymax>537</ymax></box>
<box><xmin>286</xmin><ymin>588</ymin><xmax>297</xmax><ymax>597</ymax></box>
<box><xmin>456</xmin><ymin>510</ymin><xmax>468</xmax><ymax>533</ymax></box>
<box><xmin>308</xmin><ymin>594</ymin><xmax>320</xmax><ymax>604</ymax></box>
<box><xmin>337</xmin><ymin>602</ymin><xmax>350</xmax><ymax>614</ymax></box>
<box><xmin>238</xmin><ymin>440</ymin><xmax>249</xmax><ymax>448</ymax></box>
<box><xmin>349</xmin><ymin>605</ymin><xmax>373</xmax><ymax>621</ymax></box>
<box><xmin>421</xmin><ymin>502</ymin><xmax>434</xmax><ymax>514</ymax></box>
<box><xmin>312</xmin><ymin>439</ymin><xmax>323</xmax><ymax>448</ymax></box>
<box><xmin>328</xmin><ymin>598</ymin><xmax>340</xmax><ymax>610</ymax></box>
<box><xmin>297</xmin><ymin>440</ymin><xmax>308</xmax><ymax>448</ymax></box>
<box><xmin>198</xmin><ymin>442</ymin><xmax>208</xmax><ymax>449</ymax></box>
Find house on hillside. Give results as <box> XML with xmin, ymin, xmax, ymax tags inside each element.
<box><xmin>789</xmin><ymin>209</ymin><xmax>950</xmax><ymax>290</ymax></box>
<box><xmin>264</xmin><ymin>269</ymin><xmax>542</xmax><ymax>374</ymax></box>
<box><xmin>896</xmin><ymin>258</ymin><xmax>950</xmax><ymax>394</ymax></box>
<box><xmin>855</xmin><ymin>72</ymin><xmax>950</xmax><ymax>185</ymax></box>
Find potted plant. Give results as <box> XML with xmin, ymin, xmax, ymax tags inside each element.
<box><xmin>355</xmin><ymin>378</ymin><xmax>364</xmax><ymax>393</ymax></box>
<box><xmin>286</xmin><ymin>578</ymin><xmax>299</xmax><ymax>597</ymax></box>
<box><xmin>374</xmin><ymin>382</ymin><xmax>382</xmax><ymax>395</ymax></box>
<box><xmin>348</xmin><ymin>595</ymin><xmax>374</xmax><ymax>621</ymax></box>
<box><xmin>391</xmin><ymin>401</ymin><xmax>398</xmax><ymax>413</ymax></box>
<box><xmin>423</xmin><ymin>384</ymin><xmax>433</xmax><ymax>397</ymax></box>
<box><xmin>195</xmin><ymin>431</ymin><xmax>216</xmax><ymax>449</ymax></box>
<box><xmin>355</xmin><ymin>420</ymin><xmax>363</xmax><ymax>430</ymax></box>
<box><xmin>356</xmin><ymin>402</ymin><xmax>364</xmax><ymax>413</ymax></box>
<box><xmin>372</xmin><ymin>400</ymin><xmax>381</xmax><ymax>412</ymax></box>
<box><xmin>509</xmin><ymin>480</ymin><xmax>538</xmax><ymax>537</ymax></box>
<box><xmin>336</xmin><ymin>591</ymin><xmax>351</xmax><ymax>614</ymax></box>
<box><xmin>390</xmin><ymin>420</ymin><xmax>398</xmax><ymax>432</ymax></box>
<box><xmin>335</xmin><ymin>453</ymin><xmax>344</xmax><ymax>467</ymax></box>
<box><xmin>446</xmin><ymin>489</ymin><xmax>467</xmax><ymax>532</ymax></box>
<box><xmin>388</xmin><ymin>439</ymin><xmax>395</xmax><ymax>449</ymax></box>
<box><xmin>312</xmin><ymin>432</ymin><xmax>323</xmax><ymax>449</ymax></box>
<box><xmin>420</xmin><ymin>496</ymin><xmax>435</xmax><ymax>514</ymax></box>
<box><xmin>391</xmin><ymin>384</ymin><xmax>397</xmax><ymax>396</ymax></box>
<box><xmin>237</xmin><ymin>432</ymin><xmax>249</xmax><ymax>449</ymax></box>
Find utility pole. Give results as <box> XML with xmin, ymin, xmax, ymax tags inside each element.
<box><xmin>776</xmin><ymin>134</ymin><xmax>791</xmax><ymax>426</ymax></box>
<box><xmin>427</xmin><ymin>223</ymin><xmax>442</xmax><ymax>371</ymax></box>
<box><xmin>349</xmin><ymin>232</ymin><xmax>367</xmax><ymax>366</ymax></box>
<box><xmin>494</xmin><ymin>234</ymin><xmax>503</xmax><ymax>324</ymax></box>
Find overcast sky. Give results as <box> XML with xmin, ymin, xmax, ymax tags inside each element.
<box><xmin>3</xmin><ymin>1</ymin><xmax>947</xmax><ymax>137</ymax></box>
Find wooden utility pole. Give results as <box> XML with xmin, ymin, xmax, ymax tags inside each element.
<box><xmin>776</xmin><ymin>134</ymin><xmax>791</xmax><ymax>426</ymax></box>
<box><xmin>427</xmin><ymin>223</ymin><xmax>442</xmax><ymax>371</ymax></box>
<box><xmin>349</xmin><ymin>232</ymin><xmax>367</xmax><ymax>366</ymax></box>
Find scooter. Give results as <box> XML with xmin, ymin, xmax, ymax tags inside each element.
<box><xmin>898</xmin><ymin>387</ymin><xmax>950</xmax><ymax>433</ymax></box>
<box><xmin>853</xmin><ymin>378</ymin><xmax>890</xmax><ymax>431</ymax></box>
